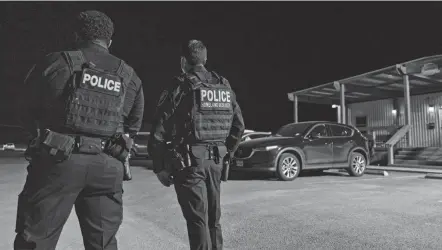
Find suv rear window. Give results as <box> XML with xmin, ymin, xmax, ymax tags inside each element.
<box><xmin>329</xmin><ymin>124</ymin><xmax>353</xmax><ymax>137</ymax></box>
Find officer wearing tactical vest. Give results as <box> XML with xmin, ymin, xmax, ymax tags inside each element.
<box><xmin>149</xmin><ymin>40</ymin><xmax>245</xmax><ymax>250</ymax></box>
<box><xmin>14</xmin><ymin>10</ymin><xmax>144</xmax><ymax>249</ymax></box>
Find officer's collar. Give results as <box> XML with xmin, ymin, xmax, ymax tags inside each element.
<box><xmin>76</xmin><ymin>41</ymin><xmax>109</xmax><ymax>53</ymax></box>
<box><xmin>189</xmin><ymin>65</ymin><xmax>207</xmax><ymax>73</ymax></box>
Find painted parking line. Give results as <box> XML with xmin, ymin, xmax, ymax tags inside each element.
<box><xmin>306</xmin><ymin>174</ymin><xmax>424</xmax><ymax>185</ymax></box>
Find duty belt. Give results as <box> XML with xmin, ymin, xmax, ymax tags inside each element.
<box><xmin>190</xmin><ymin>141</ymin><xmax>225</xmax><ymax>164</ymax></box>
<box><xmin>71</xmin><ymin>135</ymin><xmax>106</xmax><ymax>153</ymax></box>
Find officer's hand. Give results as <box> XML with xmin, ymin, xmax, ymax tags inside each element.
<box><xmin>156</xmin><ymin>170</ymin><xmax>173</xmax><ymax>187</ymax></box>
<box><xmin>224</xmin><ymin>151</ymin><xmax>233</xmax><ymax>162</ymax></box>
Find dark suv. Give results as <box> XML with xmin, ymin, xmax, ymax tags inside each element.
<box><xmin>129</xmin><ymin>132</ymin><xmax>150</xmax><ymax>159</ymax></box>
<box><xmin>232</xmin><ymin>121</ymin><xmax>370</xmax><ymax>181</ymax></box>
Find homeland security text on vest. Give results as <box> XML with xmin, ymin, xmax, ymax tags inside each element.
<box><xmin>83</xmin><ymin>73</ymin><xmax>121</xmax><ymax>92</ymax></box>
<box><xmin>200</xmin><ymin>89</ymin><xmax>231</xmax><ymax>108</ymax></box>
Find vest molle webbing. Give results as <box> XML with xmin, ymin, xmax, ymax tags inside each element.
<box><xmin>187</xmin><ymin>73</ymin><xmax>234</xmax><ymax>142</ymax></box>
<box><xmin>62</xmin><ymin>51</ymin><xmax>133</xmax><ymax>137</ymax></box>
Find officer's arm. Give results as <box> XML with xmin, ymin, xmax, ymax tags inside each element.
<box><xmin>124</xmin><ymin>74</ymin><xmax>145</xmax><ymax>138</ymax></box>
<box><xmin>149</xmin><ymin>82</ymin><xmax>186</xmax><ymax>173</ymax></box>
<box><xmin>20</xmin><ymin>64</ymin><xmax>42</xmax><ymax>138</ymax></box>
<box><xmin>226</xmin><ymin>90</ymin><xmax>246</xmax><ymax>154</ymax></box>
<box><xmin>20</xmin><ymin>53</ymin><xmax>65</xmax><ymax>138</ymax></box>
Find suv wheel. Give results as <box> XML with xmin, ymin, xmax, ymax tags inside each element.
<box><xmin>347</xmin><ymin>152</ymin><xmax>366</xmax><ymax>177</ymax></box>
<box><xmin>276</xmin><ymin>153</ymin><xmax>300</xmax><ymax>181</ymax></box>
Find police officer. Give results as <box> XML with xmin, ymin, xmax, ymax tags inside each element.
<box><xmin>14</xmin><ymin>10</ymin><xmax>144</xmax><ymax>249</ymax></box>
<box><xmin>149</xmin><ymin>40</ymin><xmax>245</xmax><ymax>250</ymax></box>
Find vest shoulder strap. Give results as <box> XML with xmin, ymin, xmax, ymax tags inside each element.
<box><xmin>117</xmin><ymin>60</ymin><xmax>134</xmax><ymax>84</ymax></box>
<box><xmin>63</xmin><ymin>51</ymin><xmax>86</xmax><ymax>73</ymax></box>
<box><xmin>211</xmin><ymin>71</ymin><xmax>225</xmax><ymax>84</ymax></box>
<box><xmin>185</xmin><ymin>73</ymin><xmax>206</xmax><ymax>89</ymax></box>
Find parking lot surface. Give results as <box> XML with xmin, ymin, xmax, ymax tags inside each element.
<box><xmin>1</xmin><ymin>151</ymin><xmax>442</xmax><ymax>249</ymax></box>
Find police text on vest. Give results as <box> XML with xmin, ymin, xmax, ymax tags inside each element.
<box><xmin>201</xmin><ymin>89</ymin><xmax>231</xmax><ymax>103</ymax></box>
<box><xmin>82</xmin><ymin>73</ymin><xmax>121</xmax><ymax>92</ymax></box>
<box><xmin>199</xmin><ymin>89</ymin><xmax>232</xmax><ymax>110</ymax></box>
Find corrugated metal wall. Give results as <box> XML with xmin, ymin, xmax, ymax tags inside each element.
<box><xmin>349</xmin><ymin>92</ymin><xmax>442</xmax><ymax>148</ymax></box>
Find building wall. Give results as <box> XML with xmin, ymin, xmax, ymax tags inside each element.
<box><xmin>349</xmin><ymin>92</ymin><xmax>442</xmax><ymax>148</ymax></box>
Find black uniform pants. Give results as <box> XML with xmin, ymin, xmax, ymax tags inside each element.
<box><xmin>174</xmin><ymin>145</ymin><xmax>226</xmax><ymax>250</ymax></box>
<box><xmin>14</xmin><ymin>151</ymin><xmax>124</xmax><ymax>250</ymax></box>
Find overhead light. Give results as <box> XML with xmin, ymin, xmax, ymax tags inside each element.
<box><xmin>428</xmin><ymin>105</ymin><xmax>435</xmax><ymax>113</ymax></box>
<box><xmin>333</xmin><ymin>81</ymin><xmax>341</xmax><ymax>91</ymax></box>
<box><xmin>392</xmin><ymin>109</ymin><xmax>397</xmax><ymax>115</ymax></box>
<box><xmin>421</xmin><ymin>63</ymin><xmax>440</xmax><ymax>76</ymax></box>
<box><xmin>332</xmin><ymin>104</ymin><xmax>340</xmax><ymax>108</ymax></box>
<box><xmin>287</xmin><ymin>93</ymin><xmax>294</xmax><ymax>101</ymax></box>
<box><xmin>397</xmin><ymin>62</ymin><xmax>440</xmax><ymax>76</ymax></box>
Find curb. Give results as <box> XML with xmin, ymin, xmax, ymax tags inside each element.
<box><xmin>338</xmin><ymin>169</ymin><xmax>389</xmax><ymax>176</ymax></box>
<box><xmin>424</xmin><ymin>174</ymin><xmax>442</xmax><ymax>180</ymax></box>
<box><xmin>367</xmin><ymin>166</ymin><xmax>442</xmax><ymax>174</ymax></box>
<box><xmin>365</xmin><ymin>170</ymin><xmax>389</xmax><ymax>176</ymax></box>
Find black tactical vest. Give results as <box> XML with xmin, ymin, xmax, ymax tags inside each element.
<box><xmin>185</xmin><ymin>72</ymin><xmax>234</xmax><ymax>142</ymax></box>
<box><xmin>61</xmin><ymin>51</ymin><xmax>133</xmax><ymax>137</ymax></box>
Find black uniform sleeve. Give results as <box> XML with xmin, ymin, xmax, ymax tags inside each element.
<box><xmin>149</xmin><ymin>79</ymin><xmax>188</xmax><ymax>173</ymax></box>
<box><xmin>20</xmin><ymin>64</ymin><xmax>41</xmax><ymax>137</ymax></box>
<box><xmin>224</xmin><ymin>80</ymin><xmax>245</xmax><ymax>154</ymax></box>
<box><xmin>20</xmin><ymin>53</ymin><xmax>69</xmax><ymax>137</ymax></box>
<box><xmin>123</xmin><ymin>73</ymin><xmax>145</xmax><ymax>137</ymax></box>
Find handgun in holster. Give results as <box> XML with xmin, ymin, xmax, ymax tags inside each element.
<box><xmin>165</xmin><ymin>142</ymin><xmax>190</xmax><ymax>173</ymax></box>
<box><xmin>221</xmin><ymin>148</ymin><xmax>232</xmax><ymax>181</ymax></box>
<box><xmin>221</xmin><ymin>153</ymin><xmax>231</xmax><ymax>182</ymax></box>
<box><xmin>123</xmin><ymin>154</ymin><xmax>132</xmax><ymax>181</ymax></box>
<box><xmin>207</xmin><ymin>144</ymin><xmax>229</xmax><ymax>182</ymax></box>
<box><xmin>103</xmin><ymin>133</ymin><xmax>133</xmax><ymax>181</ymax></box>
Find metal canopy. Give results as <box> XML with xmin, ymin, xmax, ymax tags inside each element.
<box><xmin>288</xmin><ymin>55</ymin><xmax>442</xmax><ymax>105</ymax></box>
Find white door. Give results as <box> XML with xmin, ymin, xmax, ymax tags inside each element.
<box><xmin>438</xmin><ymin>108</ymin><xmax>442</xmax><ymax>147</ymax></box>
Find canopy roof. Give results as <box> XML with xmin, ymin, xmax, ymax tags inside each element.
<box><xmin>288</xmin><ymin>55</ymin><xmax>442</xmax><ymax>105</ymax></box>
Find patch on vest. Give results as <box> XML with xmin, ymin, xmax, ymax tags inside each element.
<box><xmin>80</xmin><ymin>68</ymin><xmax>122</xmax><ymax>96</ymax></box>
<box><xmin>198</xmin><ymin>88</ymin><xmax>232</xmax><ymax>111</ymax></box>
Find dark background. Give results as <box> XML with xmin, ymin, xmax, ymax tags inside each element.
<box><xmin>1</xmin><ymin>2</ymin><xmax>442</xmax><ymax>135</ymax></box>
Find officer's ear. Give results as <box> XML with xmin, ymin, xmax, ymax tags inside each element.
<box><xmin>180</xmin><ymin>56</ymin><xmax>187</xmax><ymax>73</ymax></box>
<box><xmin>108</xmin><ymin>39</ymin><xmax>113</xmax><ymax>48</ymax></box>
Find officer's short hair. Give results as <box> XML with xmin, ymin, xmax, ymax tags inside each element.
<box><xmin>181</xmin><ymin>40</ymin><xmax>207</xmax><ymax>66</ymax></box>
<box><xmin>74</xmin><ymin>10</ymin><xmax>114</xmax><ymax>43</ymax></box>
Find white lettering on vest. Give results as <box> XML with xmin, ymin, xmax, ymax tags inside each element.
<box><xmin>114</xmin><ymin>81</ymin><xmax>121</xmax><ymax>92</ymax></box>
<box><xmin>214</xmin><ymin>90</ymin><xmax>219</xmax><ymax>102</ymax></box>
<box><xmin>106</xmin><ymin>79</ymin><xmax>114</xmax><ymax>91</ymax></box>
<box><xmin>82</xmin><ymin>73</ymin><xmax>121</xmax><ymax>92</ymax></box>
<box><xmin>83</xmin><ymin>73</ymin><xmax>91</xmax><ymax>84</ymax></box>
<box><xmin>90</xmin><ymin>75</ymin><xmax>99</xmax><ymax>86</ymax></box>
<box><xmin>201</xmin><ymin>89</ymin><xmax>231</xmax><ymax>103</ymax></box>
<box><xmin>97</xmin><ymin>77</ymin><xmax>104</xmax><ymax>88</ymax></box>
<box><xmin>201</xmin><ymin>89</ymin><xmax>207</xmax><ymax>101</ymax></box>
<box><xmin>207</xmin><ymin>90</ymin><xmax>213</xmax><ymax>101</ymax></box>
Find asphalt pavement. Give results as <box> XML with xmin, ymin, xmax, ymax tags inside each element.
<box><xmin>1</xmin><ymin>151</ymin><xmax>442</xmax><ymax>250</ymax></box>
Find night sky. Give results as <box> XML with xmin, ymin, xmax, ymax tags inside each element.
<box><xmin>1</xmin><ymin>2</ymin><xmax>442</xmax><ymax>132</ymax></box>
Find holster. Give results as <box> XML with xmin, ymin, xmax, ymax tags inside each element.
<box><xmin>103</xmin><ymin>133</ymin><xmax>133</xmax><ymax>181</ymax></box>
<box><xmin>164</xmin><ymin>143</ymin><xmax>190</xmax><ymax>175</ymax></box>
<box><xmin>221</xmin><ymin>154</ymin><xmax>231</xmax><ymax>182</ymax></box>
<box><xmin>103</xmin><ymin>133</ymin><xmax>133</xmax><ymax>162</ymax></box>
<box><xmin>123</xmin><ymin>156</ymin><xmax>132</xmax><ymax>181</ymax></box>
<box><xmin>207</xmin><ymin>143</ymin><xmax>230</xmax><ymax>182</ymax></box>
